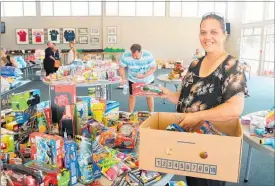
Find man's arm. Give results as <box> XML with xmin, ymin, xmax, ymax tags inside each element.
<box><xmin>143</xmin><ymin>66</ymin><xmax>157</xmax><ymax>78</ymax></box>
<box><xmin>119</xmin><ymin>66</ymin><xmax>127</xmax><ymax>85</ymax></box>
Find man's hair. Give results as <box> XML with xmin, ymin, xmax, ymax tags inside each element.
<box><xmin>130</xmin><ymin>44</ymin><xmax>142</xmax><ymax>53</ymax></box>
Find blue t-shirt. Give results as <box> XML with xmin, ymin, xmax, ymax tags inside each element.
<box><xmin>120</xmin><ymin>50</ymin><xmax>156</xmax><ymax>84</ymax></box>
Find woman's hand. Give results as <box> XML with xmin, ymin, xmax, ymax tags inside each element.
<box><xmin>179</xmin><ymin>113</ymin><xmax>202</xmax><ymax>131</ymax></box>
<box><xmin>158</xmin><ymin>85</ymin><xmax>170</xmax><ymax>98</ymax></box>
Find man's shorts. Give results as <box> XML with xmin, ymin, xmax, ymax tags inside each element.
<box><xmin>128</xmin><ymin>81</ymin><xmax>154</xmax><ymax>95</ymax></box>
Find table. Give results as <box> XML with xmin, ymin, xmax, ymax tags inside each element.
<box><xmin>75</xmin><ymin>173</ymin><xmax>173</xmax><ymax>186</ymax></box>
<box><xmin>242</xmin><ymin>111</ymin><xmax>275</xmax><ymax>182</ymax></box>
<box><xmin>43</xmin><ymin>79</ymin><xmax>121</xmax><ymax>100</ymax></box>
<box><xmin>20</xmin><ymin>64</ymin><xmax>35</xmax><ymax>79</ymax></box>
<box><xmin>156</xmin><ymin>74</ymin><xmax>182</xmax><ymax>104</ymax></box>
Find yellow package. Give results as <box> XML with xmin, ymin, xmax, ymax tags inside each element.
<box><xmin>91</xmin><ymin>103</ymin><xmax>105</xmax><ymax>122</ymax></box>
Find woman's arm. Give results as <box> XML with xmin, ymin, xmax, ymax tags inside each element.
<box><xmin>73</xmin><ymin>47</ymin><xmax>77</xmax><ymax>60</ymax></box>
<box><xmin>179</xmin><ymin>93</ymin><xmax>245</xmax><ymax>130</ymax></box>
<box><xmin>160</xmin><ymin>86</ymin><xmax>181</xmax><ymax>104</ymax></box>
<box><xmin>10</xmin><ymin>57</ymin><xmax>18</xmax><ymax>68</ymax></box>
<box><xmin>197</xmin><ymin>93</ymin><xmax>244</xmax><ymax>121</ymax></box>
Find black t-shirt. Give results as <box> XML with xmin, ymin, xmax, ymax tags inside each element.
<box><xmin>177</xmin><ymin>55</ymin><xmax>248</xmax><ymax>113</ymax></box>
<box><xmin>50</xmin><ymin>30</ymin><xmax>59</xmax><ymax>41</ymax></box>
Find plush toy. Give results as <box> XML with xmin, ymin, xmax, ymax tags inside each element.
<box><xmin>168</xmin><ymin>62</ymin><xmax>184</xmax><ymax>80</ymax></box>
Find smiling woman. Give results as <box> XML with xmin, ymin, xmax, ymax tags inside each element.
<box><xmin>160</xmin><ymin>12</ymin><xmax>249</xmax><ymax>186</ymax></box>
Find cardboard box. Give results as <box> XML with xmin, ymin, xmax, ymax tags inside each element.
<box><xmin>138</xmin><ymin>112</ymin><xmax>243</xmax><ymax>183</ymax></box>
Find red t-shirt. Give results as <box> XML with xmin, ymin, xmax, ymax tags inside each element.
<box><xmin>17</xmin><ymin>31</ymin><xmax>27</xmax><ymax>42</ymax></box>
<box><xmin>33</xmin><ymin>31</ymin><xmax>43</xmax><ymax>43</ymax></box>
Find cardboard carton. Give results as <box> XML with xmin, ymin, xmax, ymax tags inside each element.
<box><xmin>138</xmin><ymin>112</ymin><xmax>243</xmax><ymax>183</ymax></box>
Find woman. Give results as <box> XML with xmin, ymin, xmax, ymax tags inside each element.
<box><xmin>43</xmin><ymin>41</ymin><xmax>55</xmax><ymax>76</ymax></box>
<box><xmin>51</xmin><ymin>43</ymin><xmax>60</xmax><ymax>72</ymax></box>
<box><xmin>1</xmin><ymin>48</ymin><xmax>18</xmax><ymax>67</ymax></box>
<box><xmin>67</xmin><ymin>41</ymin><xmax>77</xmax><ymax>65</ymax></box>
<box><xmin>160</xmin><ymin>13</ymin><xmax>248</xmax><ymax>186</ymax></box>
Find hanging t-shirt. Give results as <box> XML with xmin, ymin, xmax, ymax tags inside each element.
<box><xmin>17</xmin><ymin>30</ymin><xmax>27</xmax><ymax>42</ymax></box>
<box><xmin>50</xmin><ymin>30</ymin><xmax>59</xmax><ymax>41</ymax></box>
<box><xmin>33</xmin><ymin>31</ymin><xmax>43</xmax><ymax>43</ymax></box>
<box><xmin>64</xmin><ymin>30</ymin><xmax>75</xmax><ymax>42</ymax></box>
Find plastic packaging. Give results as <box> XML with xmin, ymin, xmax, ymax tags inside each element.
<box><xmin>123</xmin><ymin>84</ymin><xmax>128</xmax><ymax>95</ymax></box>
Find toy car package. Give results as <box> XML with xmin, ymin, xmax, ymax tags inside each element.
<box><xmin>132</xmin><ymin>83</ymin><xmax>163</xmax><ymax>97</ymax></box>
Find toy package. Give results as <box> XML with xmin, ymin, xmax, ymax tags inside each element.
<box><xmin>169</xmin><ymin>181</ymin><xmax>188</xmax><ymax>186</ymax></box>
<box><xmin>14</xmin><ymin>105</ymin><xmax>37</xmax><ymax>125</ymax></box>
<box><xmin>92</xmin><ymin>140</ymin><xmax>110</xmax><ymax>163</ymax></box>
<box><xmin>266</xmin><ymin>107</ymin><xmax>274</xmax><ymax>128</ymax></box>
<box><xmin>64</xmin><ymin>139</ymin><xmax>78</xmax><ymax>185</ymax></box>
<box><xmin>29</xmin><ymin>132</ymin><xmax>64</xmax><ymax>169</ymax></box>
<box><xmin>60</xmin><ymin>104</ymin><xmax>75</xmax><ymax>138</ymax></box>
<box><xmin>77</xmin><ymin>96</ymin><xmax>94</xmax><ymax>116</ymax></box>
<box><xmin>50</xmin><ymin>83</ymin><xmax>76</xmax><ymax>123</ymax></box>
<box><xmin>127</xmin><ymin>169</ymin><xmax>163</xmax><ymax>186</ymax></box>
<box><xmin>81</xmin><ymin>119</ymin><xmax>107</xmax><ymax>141</ymax></box>
<box><xmin>75</xmin><ymin>135</ymin><xmax>94</xmax><ymax>184</ymax></box>
<box><xmin>2</xmin><ymin>163</ymin><xmax>43</xmax><ymax>186</ymax></box>
<box><xmin>195</xmin><ymin>121</ymin><xmax>227</xmax><ymax>136</ymax></box>
<box><xmin>1</xmin><ymin>134</ymin><xmax>15</xmax><ymax>153</ymax></box>
<box><xmin>105</xmin><ymin>101</ymin><xmax>120</xmax><ymax>120</ymax></box>
<box><xmin>115</xmin><ymin>122</ymin><xmax>138</xmax><ymax>150</ymax></box>
<box><xmin>91</xmin><ymin>102</ymin><xmax>106</xmax><ymax>122</ymax></box>
<box><xmin>10</xmin><ymin>89</ymin><xmax>41</xmax><ymax>111</ymax></box>
<box><xmin>166</xmin><ymin>121</ymin><xmax>227</xmax><ymax>136</ymax></box>
<box><xmin>99</xmin><ymin>130</ymin><xmax>116</xmax><ymax>148</ymax></box>
<box><xmin>102</xmin><ymin>162</ymin><xmax>131</xmax><ymax>181</ymax></box>
<box><xmin>75</xmin><ymin>101</ymin><xmax>89</xmax><ymax>135</ymax></box>
<box><xmin>132</xmin><ymin>83</ymin><xmax>163</xmax><ymax>97</ymax></box>
<box><xmin>24</xmin><ymin>160</ymin><xmax>70</xmax><ymax>186</ymax></box>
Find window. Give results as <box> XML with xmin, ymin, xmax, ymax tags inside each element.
<box><xmin>154</xmin><ymin>0</ymin><xmax>165</xmax><ymax>16</ymax></box>
<box><xmin>40</xmin><ymin>0</ymin><xmax>53</xmax><ymax>16</ymax></box>
<box><xmin>23</xmin><ymin>0</ymin><xmax>36</xmax><ymax>16</ymax></box>
<box><xmin>198</xmin><ymin>1</ymin><xmax>214</xmax><ymax>17</ymax></box>
<box><xmin>106</xmin><ymin>0</ymin><xmax>118</xmax><ymax>16</ymax></box>
<box><xmin>182</xmin><ymin>1</ymin><xmax>198</xmax><ymax>17</ymax></box>
<box><xmin>243</xmin><ymin>2</ymin><xmax>264</xmax><ymax>23</ymax></box>
<box><xmin>267</xmin><ymin>1</ymin><xmax>274</xmax><ymax>20</ymax></box>
<box><xmin>136</xmin><ymin>0</ymin><xmax>153</xmax><ymax>16</ymax></box>
<box><xmin>214</xmin><ymin>2</ymin><xmax>226</xmax><ymax>18</ymax></box>
<box><xmin>3</xmin><ymin>0</ymin><xmax>23</xmax><ymax>17</ymax></box>
<box><xmin>170</xmin><ymin>1</ymin><xmax>181</xmax><ymax>17</ymax></box>
<box><xmin>54</xmin><ymin>0</ymin><xmax>70</xmax><ymax>16</ymax></box>
<box><xmin>119</xmin><ymin>0</ymin><xmax>135</xmax><ymax>16</ymax></box>
<box><xmin>89</xmin><ymin>0</ymin><xmax>101</xmax><ymax>16</ymax></box>
<box><xmin>263</xmin><ymin>24</ymin><xmax>274</xmax><ymax>76</ymax></box>
<box><xmin>1</xmin><ymin>3</ymin><xmax>4</xmax><ymax>17</ymax></box>
<box><xmin>71</xmin><ymin>0</ymin><xmax>88</xmax><ymax>16</ymax></box>
<box><xmin>240</xmin><ymin>27</ymin><xmax>262</xmax><ymax>75</ymax></box>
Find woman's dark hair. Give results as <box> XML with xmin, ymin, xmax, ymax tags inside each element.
<box><xmin>130</xmin><ymin>44</ymin><xmax>142</xmax><ymax>53</ymax></box>
<box><xmin>200</xmin><ymin>12</ymin><xmax>226</xmax><ymax>33</ymax></box>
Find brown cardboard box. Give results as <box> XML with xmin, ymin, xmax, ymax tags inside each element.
<box><xmin>138</xmin><ymin>112</ymin><xmax>243</xmax><ymax>183</ymax></box>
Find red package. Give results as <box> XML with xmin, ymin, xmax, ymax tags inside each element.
<box><xmin>132</xmin><ymin>83</ymin><xmax>163</xmax><ymax>97</ymax></box>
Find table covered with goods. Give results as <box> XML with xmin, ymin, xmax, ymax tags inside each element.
<box><xmin>43</xmin><ymin>60</ymin><xmax>121</xmax><ymax>85</ymax></box>
<box><xmin>0</xmin><ymin>82</ymin><xmax>186</xmax><ymax>186</ymax></box>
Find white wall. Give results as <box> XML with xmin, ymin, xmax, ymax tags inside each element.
<box><xmin>1</xmin><ymin>4</ymin><xmax>243</xmax><ymax>62</ymax></box>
